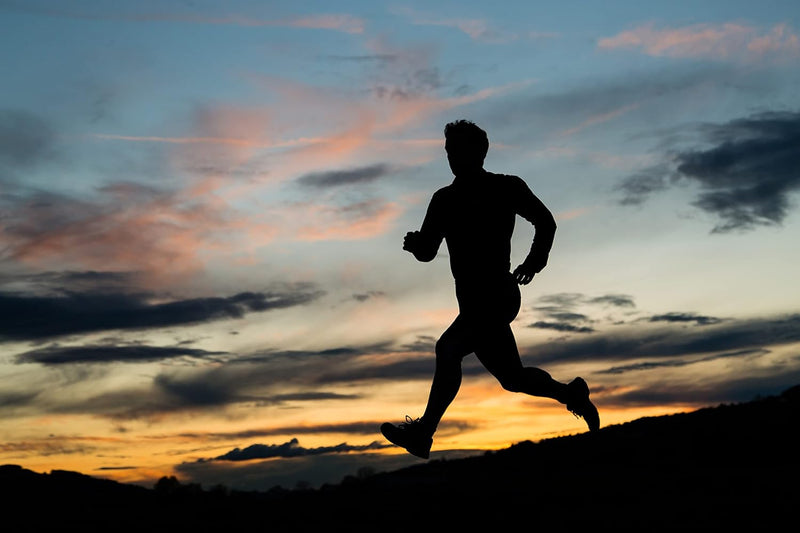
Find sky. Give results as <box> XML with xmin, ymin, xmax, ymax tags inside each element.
<box><xmin>1</xmin><ymin>0</ymin><xmax>800</xmax><ymax>491</ymax></box>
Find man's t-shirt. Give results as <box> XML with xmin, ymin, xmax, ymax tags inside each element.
<box><xmin>418</xmin><ymin>170</ymin><xmax>555</xmax><ymax>284</ymax></box>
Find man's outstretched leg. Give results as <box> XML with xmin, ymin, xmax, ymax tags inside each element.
<box><xmin>381</xmin><ymin>317</ymin><xmax>471</xmax><ymax>458</ymax></box>
<box><xmin>474</xmin><ymin>324</ymin><xmax>600</xmax><ymax>431</ymax></box>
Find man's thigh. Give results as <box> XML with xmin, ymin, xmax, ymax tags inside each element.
<box><xmin>472</xmin><ymin>322</ymin><xmax>524</xmax><ymax>380</ymax></box>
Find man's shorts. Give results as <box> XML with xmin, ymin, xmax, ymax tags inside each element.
<box><xmin>454</xmin><ymin>272</ymin><xmax>521</xmax><ymax>325</ymax></box>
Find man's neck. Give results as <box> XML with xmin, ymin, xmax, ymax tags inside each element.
<box><xmin>453</xmin><ymin>168</ymin><xmax>486</xmax><ymax>184</ymax></box>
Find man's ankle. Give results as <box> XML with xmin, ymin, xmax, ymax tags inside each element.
<box><xmin>419</xmin><ymin>417</ymin><xmax>437</xmax><ymax>436</ymax></box>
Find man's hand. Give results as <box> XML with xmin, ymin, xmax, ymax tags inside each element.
<box><xmin>403</xmin><ymin>231</ymin><xmax>422</xmax><ymax>255</ymax></box>
<box><xmin>512</xmin><ymin>263</ymin><xmax>536</xmax><ymax>285</ymax></box>
<box><xmin>513</xmin><ymin>256</ymin><xmax>547</xmax><ymax>285</ymax></box>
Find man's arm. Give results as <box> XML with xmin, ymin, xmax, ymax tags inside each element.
<box><xmin>404</xmin><ymin>191</ymin><xmax>445</xmax><ymax>262</ymax></box>
<box><xmin>512</xmin><ymin>177</ymin><xmax>556</xmax><ymax>284</ymax></box>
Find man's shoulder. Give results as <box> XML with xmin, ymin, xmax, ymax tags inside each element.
<box><xmin>485</xmin><ymin>171</ymin><xmax>529</xmax><ymax>191</ymax></box>
<box><xmin>432</xmin><ymin>183</ymin><xmax>456</xmax><ymax>199</ymax></box>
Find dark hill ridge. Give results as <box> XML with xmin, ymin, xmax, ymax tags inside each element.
<box><xmin>3</xmin><ymin>385</ymin><xmax>799</xmax><ymax>531</ymax></box>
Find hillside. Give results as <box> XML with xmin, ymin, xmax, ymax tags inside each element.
<box><xmin>3</xmin><ymin>385</ymin><xmax>799</xmax><ymax>532</ymax></box>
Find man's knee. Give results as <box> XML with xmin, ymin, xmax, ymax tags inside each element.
<box><xmin>497</xmin><ymin>374</ymin><xmax>522</xmax><ymax>393</ymax></box>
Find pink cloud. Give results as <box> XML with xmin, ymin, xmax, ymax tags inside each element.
<box><xmin>0</xmin><ymin>181</ymin><xmax>269</xmax><ymax>288</ymax></box>
<box><xmin>284</xmin><ymin>200</ymin><xmax>403</xmax><ymax>242</ymax></box>
<box><xmin>559</xmin><ymin>103</ymin><xmax>640</xmax><ymax>137</ymax></box>
<box><xmin>598</xmin><ymin>22</ymin><xmax>799</xmax><ymax>61</ymax></box>
<box><xmin>9</xmin><ymin>4</ymin><xmax>365</xmax><ymax>34</ymax></box>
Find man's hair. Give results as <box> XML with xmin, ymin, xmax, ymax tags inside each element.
<box><xmin>444</xmin><ymin>120</ymin><xmax>489</xmax><ymax>159</ymax></box>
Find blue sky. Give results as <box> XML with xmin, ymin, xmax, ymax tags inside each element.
<box><xmin>1</xmin><ymin>0</ymin><xmax>799</xmax><ymax>490</ymax></box>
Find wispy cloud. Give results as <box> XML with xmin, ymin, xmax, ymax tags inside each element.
<box><xmin>1</xmin><ymin>3</ymin><xmax>365</xmax><ymax>33</ymax></box>
<box><xmin>291</xmin><ymin>200</ymin><xmax>403</xmax><ymax>242</ymax></box>
<box><xmin>598</xmin><ymin>22</ymin><xmax>800</xmax><ymax>61</ymax></box>
<box><xmin>558</xmin><ymin>103</ymin><xmax>640</xmax><ymax>137</ymax></box>
<box><xmin>394</xmin><ymin>6</ymin><xmax>556</xmax><ymax>43</ymax></box>
<box><xmin>649</xmin><ymin>312</ymin><xmax>723</xmax><ymax>326</ymax></box>
<box><xmin>16</xmin><ymin>344</ymin><xmax>227</xmax><ymax>365</ymax></box>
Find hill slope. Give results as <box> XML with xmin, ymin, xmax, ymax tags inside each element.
<box><xmin>3</xmin><ymin>386</ymin><xmax>799</xmax><ymax>531</ymax></box>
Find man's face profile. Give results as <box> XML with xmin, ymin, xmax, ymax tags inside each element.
<box><xmin>445</xmin><ymin>139</ymin><xmax>483</xmax><ymax>177</ymax></box>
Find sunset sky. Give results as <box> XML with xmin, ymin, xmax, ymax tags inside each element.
<box><xmin>2</xmin><ymin>0</ymin><xmax>800</xmax><ymax>490</ymax></box>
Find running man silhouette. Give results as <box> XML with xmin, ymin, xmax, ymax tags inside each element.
<box><xmin>381</xmin><ymin>120</ymin><xmax>599</xmax><ymax>459</ymax></box>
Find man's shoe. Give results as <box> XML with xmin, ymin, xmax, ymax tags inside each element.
<box><xmin>380</xmin><ymin>416</ymin><xmax>433</xmax><ymax>459</ymax></box>
<box><xmin>566</xmin><ymin>377</ymin><xmax>600</xmax><ymax>432</ymax></box>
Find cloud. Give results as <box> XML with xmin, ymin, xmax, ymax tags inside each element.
<box><xmin>154</xmin><ymin>373</ymin><xmax>360</xmax><ymax>411</ymax></box>
<box><xmin>206</xmin><ymin>438</ymin><xmax>390</xmax><ymax>462</ymax></box>
<box><xmin>523</xmin><ymin>313</ymin><xmax>800</xmax><ymax>366</ymax></box>
<box><xmin>529</xmin><ymin>322</ymin><xmax>595</xmax><ymax>334</ymax></box>
<box><xmin>479</xmin><ymin>63</ymin><xmax>773</xmax><ymax>149</ymax></box>
<box><xmin>0</xmin><ymin>109</ymin><xmax>55</xmax><ymax>169</ymax></box>
<box><xmin>1</xmin><ymin>3</ymin><xmax>365</xmax><ymax>33</ymax></box>
<box><xmin>16</xmin><ymin>344</ymin><xmax>227</xmax><ymax>365</ymax></box>
<box><xmin>587</xmin><ymin>294</ymin><xmax>636</xmax><ymax>307</ymax></box>
<box><xmin>297</xmin><ymin>163</ymin><xmax>391</xmax><ymax>187</ymax></box>
<box><xmin>174</xmin><ymin>447</ymin><xmax>484</xmax><ymax>491</ymax></box>
<box><xmin>618</xmin><ymin>110</ymin><xmax>800</xmax><ymax>232</ymax></box>
<box><xmin>558</xmin><ymin>103</ymin><xmax>640</xmax><ymax>137</ymax></box>
<box><xmin>0</xmin><ymin>270</ymin><xmax>136</xmax><ymax>294</ymax></box>
<box><xmin>394</xmin><ymin>6</ymin><xmax>556</xmax><ymax>43</ymax></box>
<box><xmin>598</xmin><ymin>348</ymin><xmax>769</xmax><ymax>375</ymax></box>
<box><xmin>291</xmin><ymin>199</ymin><xmax>403</xmax><ymax>241</ymax></box>
<box><xmin>0</xmin><ymin>181</ymin><xmax>271</xmax><ymax>285</ymax></box>
<box><xmin>0</xmin><ymin>285</ymin><xmax>323</xmax><ymax>340</ymax></box>
<box><xmin>648</xmin><ymin>312</ymin><xmax>723</xmax><ymax>326</ymax></box>
<box><xmin>598</xmin><ymin>22</ymin><xmax>800</xmax><ymax>61</ymax></box>
<box><xmin>529</xmin><ymin>293</ymin><xmax>634</xmax><ymax>333</ymax></box>
<box><xmin>352</xmin><ymin>291</ymin><xmax>385</xmax><ymax>302</ymax></box>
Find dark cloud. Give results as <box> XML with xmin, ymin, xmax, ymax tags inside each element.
<box><xmin>352</xmin><ymin>291</ymin><xmax>386</xmax><ymax>302</ymax></box>
<box><xmin>605</xmin><ymin>367</ymin><xmax>800</xmax><ymax>408</ymax></box>
<box><xmin>619</xmin><ymin>111</ymin><xmax>800</xmax><ymax>232</ymax></box>
<box><xmin>174</xmin><ymin>422</ymin><xmax>391</xmax><ymax>440</ymax></box>
<box><xmin>0</xmin><ymin>109</ymin><xmax>55</xmax><ymax>168</ymax></box>
<box><xmin>169</xmin><ymin>419</ymin><xmax>474</xmax><ymax>441</ymax></box>
<box><xmin>175</xmin><ymin>447</ymin><xmax>484</xmax><ymax>491</ymax></box>
<box><xmin>523</xmin><ymin>313</ymin><xmax>800</xmax><ymax>366</ymax></box>
<box><xmin>152</xmin><ymin>374</ymin><xmax>360</xmax><ymax>411</ymax></box>
<box><xmin>529</xmin><ymin>321</ymin><xmax>595</xmax><ymax>333</ymax></box>
<box><xmin>617</xmin><ymin>164</ymin><xmax>675</xmax><ymax>206</ymax></box>
<box><xmin>598</xmin><ymin>348</ymin><xmax>768</xmax><ymax>375</ymax></box>
<box><xmin>16</xmin><ymin>344</ymin><xmax>227</xmax><ymax>365</ymax></box>
<box><xmin>207</xmin><ymin>438</ymin><xmax>390</xmax><ymax>462</ymax></box>
<box><xmin>588</xmin><ymin>294</ymin><xmax>636</xmax><ymax>307</ymax></box>
<box><xmin>0</xmin><ymin>390</ymin><xmax>40</xmax><ymax>407</ymax></box>
<box><xmin>528</xmin><ymin>292</ymin><xmax>631</xmax><ymax>334</ymax></box>
<box><xmin>0</xmin><ymin>270</ymin><xmax>137</xmax><ymax>294</ymax></box>
<box><xmin>0</xmin><ymin>285</ymin><xmax>323</xmax><ymax>340</ymax></box>
<box><xmin>297</xmin><ymin>163</ymin><xmax>391</xmax><ymax>187</ymax></box>
<box><xmin>649</xmin><ymin>312</ymin><xmax>723</xmax><ymax>326</ymax></box>
<box><xmin>537</xmin><ymin>293</ymin><xmax>636</xmax><ymax>309</ymax></box>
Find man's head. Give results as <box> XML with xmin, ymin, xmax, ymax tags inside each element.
<box><xmin>444</xmin><ymin>120</ymin><xmax>488</xmax><ymax>176</ymax></box>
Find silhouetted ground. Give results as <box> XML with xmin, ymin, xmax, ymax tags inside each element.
<box><xmin>3</xmin><ymin>385</ymin><xmax>799</xmax><ymax>532</ymax></box>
